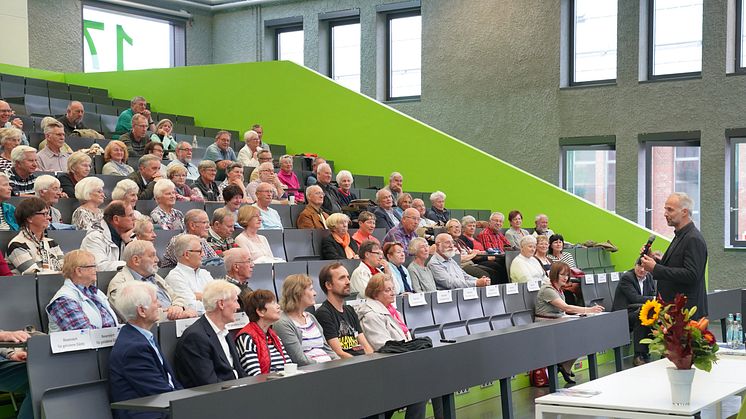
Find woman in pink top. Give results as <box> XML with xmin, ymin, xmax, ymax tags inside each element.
<box><xmin>276</xmin><ymin>155</ymin><xmax>304</xmax><ymax>203</ymax></box>
<box><xmin>352</xmin><ymin>211</ymin><xmax>380</xmax><ymax>247</ymax></box>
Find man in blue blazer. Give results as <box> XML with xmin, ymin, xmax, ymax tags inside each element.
<box><xmin>109</xmin><ymin>282</ymin><xmax>182</xmax><ymax>419</ymax></box>
<box><xmin>174</xmin><ymin>280</ymin><xmax>246</xmax><ymax>388</ymax></box>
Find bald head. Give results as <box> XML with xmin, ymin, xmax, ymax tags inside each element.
<box><xmin>400</xmin><ymin>208</ymin><xmax>421</xmax><ymax>233</ymax></box>
<box><xmin>0</xmin><ymin>101</ymin><xmax>11</xmax><ymax>124</ymax></box>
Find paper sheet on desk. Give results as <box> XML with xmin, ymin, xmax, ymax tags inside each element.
<box><xmin>555</xmin><ymin>388</ymin><xmax>602</xmax><ymax>398</ymax></box>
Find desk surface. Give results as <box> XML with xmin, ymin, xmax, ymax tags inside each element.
<box><xmin>535</xmin><ymin>356</ymin><xmax>746</xmax><ymax>416</ymax></box>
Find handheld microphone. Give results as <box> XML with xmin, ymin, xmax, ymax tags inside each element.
<box><xmin>637</xmin><ymin>235</ymin><xmax>656</xmax><ymax>264</ymax></box>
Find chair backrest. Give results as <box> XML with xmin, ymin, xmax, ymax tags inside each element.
<box><xmin>372</xmin><ymin>228</ymin><xmax>387</xmax><ymax>244</ymax></box>
<box><xmin>523</xmin><ymin>280</ymin><xmax>540</xmax><ymax>312</ymax></box>
<box><xmin>260</xmin><ymin>229</ymin><xmax>286</xmax><ymax>261</ymax></box>
<box><xmin>465</xmin><ymin>317</ymin><xmax>492</xmax><ymax>335</ymax></box>
<box><xmin>269</xmin><ymin>204</ymin><xmax>293</xmax><ymax>229</ymax></box>
<box><xmin>505</xmin><ymin>250</ymin><xmax>519</xmax><ymax>277</ymax></box>
<box><xmin>96</xmin><ymin>271</ymin><xmax>119</xmax><ymax>295</ymax></box>
<box><xmin>441</xmin><ymin>321</ymin><xmax>468</xmax><ymax>340</ymax></box>
<box><xmin>431</xmin><ymin>289</ymin><xmax>460</xmax><ymax>324</ymax></box>
<box><xmin>37</xmin><ymin>274</ymin><xmax>66</xmax><ymax>333</ymax></box>
<box><xmin>288</xmin><ymin>204</ymin><xmax>306</xmax><ymax>228</ymax></box>
<box><xmin>249</xmin><ymin>263</ymin><xmax>275</xmax><ymax>295</ymax></box>
<box><xmin>174</xmin><ymin>200</ymin><xmax>205</xmax><ymax>214</ymax></box>
<box><xmin>401</xmin><ymin>292</ymin><xmax>435</xmax><ymax>329</ymax></box>
<box><xmin>283</xmin><ymin>229</ymin><xmax>318</xmax><ymax>261</ymax></box>
<box><xmin>594</xmin><ymin>273</ymin><xmax>613</xmax><ymax>311</ymax></box>
<box><xmin>47</xmin><ymin>230</ymin><xmax>87</xmax><ymax>254</ymax></box>
<box><xmin>511</xmin><ymin>309</ymin><xmax>534</xmax><ymax>326</ymax></box>
<box><xmin>503</xmin><ymin>283</ymin><xmax>527</xmax><ymax>313</ymax></box>
<box><xmin>203</xmin><ymin>263</ymin><xmax>226</xmax><ymax>280</ymax></box>
<box><xmin>54</xmin><ymin>198</ymin><xmax>81</xmax><ymax>224</ymax></box>
<box><xmin>153</xmin><ymin>229</ymin><xmax>182</xmax><ymax>255</ymax></box>
<box><xmin>479</xmin><ymin>285</ymin><xmax>507</xmax><ymax>317</ymax></box>
<box><xmin>94</xmin><ymin>174</ymin><xmax>124</xmax><ymax>198</ymax></box>
<box><xmin>307</xmin><ymin>260</ymin><xmax>338</xmax><ymax>303</ymax></box>
<box><xmin>41</xmin><ymin>380</ymin><xmax>112</xmax><ymax>419</ymax></box>
<box><xmin>0</xmin><ymin>275</ymin><xmax>39</xmax><ymax>331</ymax></box>
<box><xmin>490</xmin><ymin>313</ymin><xmax>513</xmax><ymax>331</ymax></box>
<box><xmin>587</xmin><ymin>247</ymin><xmax>603</xmax><ymax>268</ymax></box>
<box><xmin>456</xmin><ymin>288</ymin><xmax>484</xmax><ymax>321</ymax></box>
<box><xmin>26</xmin><ymin>335</ymin><xmax>100</xmax><ymax>419</ymax></box>
<box><xmin>608</xmin><ymin>272</ymin><xmax>621</xmax><ymax>295</ymax></box>
<box><xmin>312</xmin><ymin>229</ymin><xmax>331</xmax><ymax>256</ymax></box>
<box><xmin>157</xmin><ymin>321</ymin><xmax>179</xmax><ymax>369</ymax></box>
<box><xmin>411</xmin><ymin>324</ymin><xmax>442</xmax><ymax>346</ymax></box>
<box><xmin>273</xmin><ymin>261</ymin><xmax>308</xmax><ymax>301</ymax></box>
<box><xmin>135</xmin><ymin>199</ymin><xmax>158</xmax><ymax>216</ymax></box>
<box><xmin>574</xmin><ymin>247</ymin><xmax>590</xmax><ymax>270</ymax></box>
<box><xmin>0</xmin><ymin>230</ymin><xmax>19</xmax><ymax>255</ymax></box>
<box><xmin>580</xmin><ymin>274</ymin><xmax>599</xmax><ymax>305</ymax></box>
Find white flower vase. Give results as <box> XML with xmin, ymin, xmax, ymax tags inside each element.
<box><xmin>667</xmin><ymin>367</ymin><xmax>695</xmax><ymax>405</ymax></box>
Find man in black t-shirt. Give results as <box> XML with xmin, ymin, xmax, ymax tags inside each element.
<box><xmin>315</xmin><ymin>262</ymin><xmax>374</xmax><ymax>358</ymax></box>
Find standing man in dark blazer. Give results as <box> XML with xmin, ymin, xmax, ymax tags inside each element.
<box><xmin>110</xmin><ymin>282</ymin><xmax>182</xmax><ymax>419</ymax></box>
<box><xmin>641</xmin><ymin>192</ymin><xmax>708</xmax><ymax>318</ymax></box>
<box><xmin>612</xmin><ymin>262</ymin><xmax>656</xmax><ymax>366</ymax></box>
<box><xmin>174</xmin><ymin>280</ymin><xmax>246</xmax><ymax>388</ymax></box>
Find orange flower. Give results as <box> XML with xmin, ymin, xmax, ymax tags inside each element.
<box><xmin>703</xmin><ymin>330</ymin><xmax>715</xmax><ymax>345</ymax></box>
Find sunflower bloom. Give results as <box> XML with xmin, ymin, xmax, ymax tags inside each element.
<box><xmin>640</xmin><ymin>300</ymin><xmax>662</xmax><ymax>326</ymax></box>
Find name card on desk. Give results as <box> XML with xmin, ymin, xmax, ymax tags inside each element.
<box><xmin>345</xmin><ymin>299</ymin><xmax>365</xmax><ymax>307</ymax></box>
<box><xmin>436</xmin><ymin>290</ymin><xmax>453</xmax><ymax>304</ymax></box>
<box><xmin>584</xmin><ymin>275</ymin><xmax>595</xmax><ymax>284</ymax></box>
<box><xmin>175</xmin><ymin>317</ymin><xmax>199</xmax><ymax>338</ymax></box>
<box><xmin>50</xmin><ymin>330</ymin><xmax>93</xmax><ymax>354</ymax></box>
<box><xmin>462</xmin><ymin>288</ymin><xmax>478</xmax><ymax>300</ymax></box>
<box><xmin>408</xmin><ymin>293</ymin><xmax>427</xmax><ymax>307</ymax></box>
<box><xmin>485</xmin><ymin>285</ymin><xmax>500</xmax><ymax>297</ymax></box>
<box><xmin>610</xmin><ymin>272</ymin><xmax>620</xmax><ymax>282</ymax></box>
<box><xmin>90</xmin><ymin>327</ymin><xmax>121</xmax><ymax>348</ymax></box>
<box><xmin>226</xmin><ymin>312</ymin><xmax>249</xmax><ymax>330</ymax></box>
<box><xmin>526</xmin><ymin>280</ymin><xmax>540</xmax><ymax>292</ymax></box>
<box><xmin>597</xmin><ymin>274</ymin><xmax>607</xmax><ymax>283</ymax></box>
<box><xmin>505</xmin><ymin>283</ymin><xmax>519</xmax><ymax>295</ymax></box>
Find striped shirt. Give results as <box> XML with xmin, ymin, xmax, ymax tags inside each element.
<box><xmin>236</xmin><ymin>332</ymin><xmax>288</xmax><ymax>376</ymax></box>
<box><xmin>547</xmin><ymin>252</ymin><xmax>577</xmax><ymax>269</ymax></box>
<box><xmin>5</xmin><ymin>167</ymin><xmax>36</xmax><ymax>196</ymax></box>
<box><xmin>294</xmin><ymin>313</ymin><xmax>332</xmax><ymax>363</ymax></box>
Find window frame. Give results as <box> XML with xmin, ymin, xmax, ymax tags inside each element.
<box><xmin>385</xmin><ymin>8</ymin><xmax>422</xmax><ymax>101</ymax></box>
<box><xmin>643</xmin><ymin>139</ymin><xmax>701</xmax><ymax>230</ymax></box>
<box><xmin>646</xmin><ymin>0</ymin><xmax>703</xmax><ymax>80</ymax></box>
<box><xmin>568</xmin><ymin>0</ymin><xmax>618</xmax><ymax>86</ymax></box>
<box><xmin>274</xmin><ymin>24</ymin><xmax>304</xmax><ymax>63</ymax></box>
<box><xmin>736</xmin><ymin>0</ymin><xmax>746</xmax><ymax>73</ymax></box>
<box><xmin>327</xmin><ymin>17</ymin><xmax>361</xmax><ymax>88</ymax></box>
<box><xmin>728</xmin><ymin>137</ymin><xmax>746</xmax><ymax>247</ymax></box>
<box><xmin>81</xmin><ymin>1</ymin><xmax>186</xmax><ymax>72</ymax></box>
<box><xmin>560</xmin><ymin>143</ymin><xmax>617</xmax><ymax>211</ymax></box>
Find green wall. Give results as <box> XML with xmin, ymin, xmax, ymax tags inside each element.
<box><xmin>0</xmin><ymin>63</ymin><xmax>64</xmax><ymax>82</ymax></box>
<box><xmin>63</xmin><ymin>61</ymin><xmax>663</xmax><ymax>269</ymax></box>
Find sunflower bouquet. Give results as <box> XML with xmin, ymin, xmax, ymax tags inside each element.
<box><xmin>639</xmin><ymin>293</ymin><xmax>719</xmax><ymax>371</ymax></box>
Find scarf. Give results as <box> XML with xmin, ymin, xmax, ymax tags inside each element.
<box><xmin>387</xmin><ymin>304</ymin><xmax>409</xmax><ymax>336</ymax></box>
<box><xmin>332</xmin><ymin>232</ymin><xmax>356</xmax><ymax>259</ymax></box>
<box><xmin>236</xmin><ymin>322</ymin><xmax>285</xmax><ymax>374</ymax></box>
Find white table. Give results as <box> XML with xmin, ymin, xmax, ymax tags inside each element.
<box><xmin>535</xmin><ymin>357</ymin><xmax>746</xmax><ymax>419</ymax></box>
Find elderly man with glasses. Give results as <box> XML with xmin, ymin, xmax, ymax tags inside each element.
<box><xmin>0</xmin><ymin>101</ymin><xmax>28</xmax><ymax>145</ymax></box>
<box><xmin>165</xmin><ymin>234</ymin><xmax>216</xmax><ymax>315</ymax></box>
<box><xmin>167</xmin><ymin>141</ymin><xmax>200</xmax><ymax>181</ymax></box>
<box><xmin>428</xmin><ymin>233</ymin><xmax>490</xmax><ymax>290</ymax></box>
<box><xmin>160</xmin><ymin>209</ymin><xmax>222</xmax><ymax>269</ymax></box>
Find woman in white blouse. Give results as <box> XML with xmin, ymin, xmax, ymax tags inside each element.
<box><xmin>509</xmin><ymin>235</ymin><xmax>547</xmax><ymax>283</ymax></box>
<box><xmin>237</xmin><ymin>130</ymin><xmax>262</xmax><ymax>168</ymax></box>
<box><xmin>71</xmin><ymin>177</ymin><xmax>106</xmax><ymax>231</ymax></box>
<box><xmin>234</xmin><ymin>205</ymin><xmax>284</xmax><ymax>263</ymax></box>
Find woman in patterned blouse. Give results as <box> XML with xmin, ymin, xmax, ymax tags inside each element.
<box><xmin>101</xmin><ymin>140</ymin><xmax>134</xmax><ymax>176</ymax></box>
<box><xmin>0</xmin><ymin>127</ymin><xmax>21</xmax><ymax>172</ymax></box>
<box><xmin>7</xmin><ymin>197</ymin><xmax>64</xmax><ymax>274</ymax></box>
<box><xmin>150</xmin><ymin>179</ymin><xmax>184</xmax><ymax>231</ymax></box>
<box><xmin>71</xmin><ymin>177</ymin><xmax>105</xmax><ymax>231</ymax></box>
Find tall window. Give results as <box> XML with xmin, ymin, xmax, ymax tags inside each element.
<box><xmin>571</xmin><ymin>0</ymin><xmax>617</xmax><ymax>84</ymax></box>
<box><xmin>276</xmin><ymin>26</ymin><xmax>304</xmax><ymax>66</ymax></box>
<box><xmin>387</xmin><ymin>11</ymin><xmax>421</xmax><ymax>100</ymax></box>
<box><xmin>330</xmin><ymin>20</ymin><xmax>361</xmax><ymax>92</ymax></box>
<box><xmin>645</xmin><ymin>142</ymin><xmax>701</xmax><ymax>237</ymax></box>
<box><xmin>738</xmin><ymin>0</ymin><xmax>746</xmax><ymax>70</ymax></box>
<box><xmin>649</xmin><ymin>0</ymin><xmax>703</xmax><ymax>78</ymax></box>
<box><xmin>729</xmin><ymin>139</ymin><xmax>746</xmax><ymax>246</ymax></box>
<box><xmin>563</xmin><ymin>146</ymin><xmax>616</xmax><ymax>211</ymax></box>
<box><xmin>82</xmin><ymin>5</ymin><xmax>185</xmax><ymax>72</ymax></box>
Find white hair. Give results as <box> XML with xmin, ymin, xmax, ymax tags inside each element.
<box><xmin>116</xmin><ymin>281</ymin><xmax>157</xmax><ymax>322</ymax></box>
<box><xmin>203</xmin><ymin>280</ymin><xmax>240</xmax><ymax>312</ymax></box>
<box><xmin>122</xmin><ymin>239</ymin><xmax>155</xmax><ymax>262</ymax></box>
<box><xmin>174</xmin><ymin>234</ymin><xmax>200</xmax><ymax>261</ymax></box>
<box><xmin>430</xmin><ymin>191</ymin><xmax>446</xmax><ymax>202</ymax></box>
<box><xmin>224</xmin><ymin>247</ymin><xmax>251</xmax><ymax>273</ymax></box>
<box><xmin>336</xmin><ymin>170</ymin><xmax>353</xmax><ymax>185</ymax></box>
<box><xmin>670</xmin><ymin>192</ymin><xmax>694</xmax><ymax>212</ymax></box>
<box><xmin>34</xmin><ymin>175</ymin><xmax>60</xmax><ymax>195</ymax></box>
<box><xmin>305</xmin><ymin>185</ymin><xmax>322</xmax><ymax>196</ymax></box>
<box><xmin>153</xmin><ymin>179</ymin><xmax>176</xmax><ymax>199</ymax></box>
<box><xmin>243</xmin><ymin>130</ymin><xmax>259</xmax><ymax>142</ymax></box>
<box><xmin>461</xmin><ymin>215</ymin><xmax>476</xmax><ymax>225</ymax></box>
<box><xmin>74</xmin><ymin>176</ymin><xmax>104</xmax><ymax>201</ymax></box>
<box><xmin>316</xmin><ymin>163</ymin><xmax>331</xmax><ymax>174</ymax></box>
<box><xmin>390</xmin><ymin>172</ymin><xmax>402</xmax><ymax>181</ymax></box>
<box><xmin>490</xmin><ymin>211</ymin><xmax>504</xmax><ymax>220</ymax></box>
<box><xmin>112</xmin><ymin>179</ymin><xmax>139</xmax><ymax>200</ymax></box>
<box><xmin>279</xmin><ymin>154</ymin><xmax>293</xmax><ymax>165</ymax></box>
<box><xmin>10</xmin><ymin>145</ymin><xmax>35</xmax><ymax>164</ymax></box>
<box><xmin>376</xmin><ymin>188</ymin><xmax>392</xmax><ymax>202</ymax></box>
<box><xmin>519</xmin><ymin>235</ymin><xmax>537</xmax><ymax>249</ymax></box>
<box><xmin>535</xmin><ymin>213</ymin><xmax>548</xmax><ymax>222</ymax></box>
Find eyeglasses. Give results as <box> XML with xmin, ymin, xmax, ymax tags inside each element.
<box><xmin>78</xmin><ymin>265</ymin><xmax>97</xmax><ymax>269</ymax></box>
<box><xmin>178</xmin><ymin>148</ymin><xmax>193</xmax><ymax>152</ymax></box>
<box><xmin>0</xmin><ymin>109</ymin><xmax>12</xmax><ymax>114</ymax></box>
<box><xmin>187</xmin><ymin>249</ymin><xmax>203</xmax><ymax>254</ymax></box>
<box><xmin>235</xmin><ymin>260</ymin><xmax>253</xmax><ymax>265</ymax></box>
<box><xmin>134</xmin><ymin>124</ymin><xmax>149</xmax><ymax>128</ymax></box>
<box><xmin>35</xmin><ymin>211</ymin><xmax>50</xmax><ymax>216</ymax></box>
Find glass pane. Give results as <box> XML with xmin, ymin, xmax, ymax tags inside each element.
<box><xmin>331</xmin><ymin>22</ymin><xmax>361</xmax><ymax>92</ymax></box>
<box><xmin>389</xmin><ymin>15</ymin><xmax>422</xmax><ymax>98</ymax></box>
<box><xmin>652</xmin><ymin>0</ymin><xmax>703</xmax><ymax>76</ymax></box>
<box><xmin>565</xmin><ymin>149</ymin><xmax>616</xmax><ymax>211</ymax></box>
<box><xmin>741</xmin><ymin>3</ymin><xmax>746</xmax><ymax>67</ymax></box>
<box><xmin>573</xmin><ymin>0</ymin><xmax>617</xmax><ymax>82</ymax></box>
<box><xmin>83</xmin><ymin>6</ymin><xmax>173</xmax><ymax>73</ymax></box>
<box><xmin>736</xmin><ymin>142</ymin><xmax>746</xmax><ymax>241</ymax></box>
<box><xmin>649</xmin><ymin>145</ymin><xmax>700</xmax><ymax>238</ymax></box>
<box><xmin>278</xmin><ymin>29</ymin><xmax>304</xmax><ymax>66</ymax></box>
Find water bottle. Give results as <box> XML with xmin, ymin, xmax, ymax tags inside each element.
<box><xmin>192</xmin><ymin>135</ymin><xmax>198</xmax><ymax>148</ymax></box>
<box><xmin>727</xmin><ymin>314</ymin><xmax>734</xmax><ymax>348</ymax></box>
<box><xmin>733</xmin><ymin>313</ymin><xmax>743</xmax><ymax>349</ymax></box>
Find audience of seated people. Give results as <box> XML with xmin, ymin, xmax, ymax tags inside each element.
<box><xmin>382</xmin><ymin>207</ymin><xmax>419</xmax><ymax>250</ymax></box>
<box><xmin>384</xmin><ymin>242</ymin><xmax>414</xmax><ymax>293</ymax></box>
<box><xmin>382</xmin><ymin>172</ymin><xmax>403</xmax><ymax>205</ymax></box>
<box><xmin>203</xmin><ymin>130</ymin><xmax>236</xmax><ymax>181</ymax></box>
<box><xmin>0</xmin><ymin>127</ymin><xmax>22</xmax><ymax>172</ymax></box>
<box><xmin>505</xmin><ymin>209</ymin><xmax>530</xmax><ymax>249</ymax></box>
<box><xmin>57</xmin><ymin>151</ymin><xmax>91</xmax><ymax>197</ymax></box>
<box><xmin>315</xmin><ymin>163</ymin><xmax>343</xmax><ymax>214</ymax></box>
<box><xmin>160</xmin><ymin>209</ymin><xmax>221</xmax><ymax>268</ymax></box>
<box><xmin>34</xmin><ymin>175</ymin><xmax>63</xmax><ymax>225</ymax></box>
<box><xmin>7</xmin><ymin>197</ymin><xmax>64</xmax><ymax>274</ymax></box>
<box><xmin>7</xmin><ymin>145</ymin><xmax>38</xmax><ymax>196</ymax></box>
<box><xmin>445</xmin><ymin>218</ymin><xmax>501</xmax><ymax>284</ymax></box>
<box><xmin>57</xmin><ymin>101</ymin><xmax>87</xmax><ymax>135</ymax></box>
<box><xmin>0</xmin><ymin>172</ymin><xmax>18</xmax><ymax>231</ymax></box>
<box><xmin>36</xmin><ymin>121</ymin><xmax>69</xmax><ymax>172</ymax></box>
<box><xmin>412</xmin><ymin>198</ymin><xmax>437</xmax><ymax>229</ymax></box>
<box><xmin>38</xmin><ymin>116</ymin><xmax>76</xmax><ymax>154</ymax></box>
<box><xmin>235</xmin><ymin>205</ymin><xmax>284</xmax><ymax>264</ymax></box>
<box><xmin>407</xmin><ymin>237</ymin><xmax>437</xmax><ymax>292</ymax></box>
<box><xmin>0</xmin><ymin>329</ymin><xmax>33</xmax><ymax>419</ymax></box>
<box><xmin>222</xmin><ymin>247</ymin><xmax>254</xmax><ymax>297</ymax></box>
<box><xmin>72</xmin><ymin>177</ymin><xmax>106</xmax><ymax>231</ymax></box>
<box><xmin>102</xmin><ymin>140</ymin><xmax>134</xmax><ymax>176</ymax></box>
<box><xmin>425</xmin><ymin>191</ymin><xmax>450</xmax><ymax>225</ymax></box>
<box><xmin>112</xmin><ymin>178</ymin><xmax>145</xmax><ymax>220</ymax></box>
<box><xmin>81</xmin><ymin>200</ymin><xmax>134</xmax><ymax>271</ymax></box>
<box><xmin>235</xmin><ymin>289</ymin><xmax>289</xmax><ymax>376</ymax></box>
<box><xmin>164</xmin><ymin>234</ymin><xmax>216</xmax><ymax>314</ymax></box>
<box><xmin>133</xmin><ymin>218</ymin><xmax>157</xmax><ymax>242</ymax></box>
<box><xmin>247</xmin><ymin>162</ymin><xmax>286</xmax><ymax>202</ymax></box>
<box><xmin>150</xmin><ymin>118</ymin><xmax>177</xmax><ymax>155</ymax></box>
<box><xmin>144</xmin><ymin>140</ymin><xmax>169</xmax><ymax>177</ymax></box>
<box><xmin>168</xmin><ymin>163</ymin><xmax>203</xmax><ymax>202</ymax></box>
<box><xmin>612</xmin><ymin>261</ymin><xmax>656</xmax><ymax>366</ymax></box>
<box><xmin>547</xmin><ymin>234</ymin><xmax>576</xmax><ymax>267</ymax></box>
<box><xmin>151</xmin><ymin>179</ymin><xmax>185</xmax><ymax>231</ymax></box>
<box><xmin>252</xmin><ymin>181</ymin><xmax>284</xmax><ymax>230</ymax></box>
<box><xmin>0</xmin><ymin>100</ymin><xmax>27</xmax><ymax>144</ymax></box>
<box><xmin>218</xmin><ymin>162</ymin><xmax>248</xmax><ymax>198</ymax></box>
<box><xmin>207</xmin><ymin>207</ymin><xmax>237</xmax><ymax>254</ymax></box>
<box><xmin>372</xmin><ymin>188</ymin><xmax>400</xmax><ymax>230</ymax></box>
<box><xmin>335</xmin><ymin>170</ymin><xmax>357</xmax><ymax>207</ymax></box>
<box><xmin>194</xmin><ymin>160</ymin><xmax>221</xmax><ymax>201</ymax></box>
<box><xmin>395</xmin><ymin>192</ymin><xmax>413</xmax><ymax>217</ymax></box>
<box><xmin>533</xmin><ymin>213</ymin><xmax>555</xmax><ymax>238</ymax></box>
<box><xmin>249</xmin><ymin>150</ymin><xmax>274</xmax><ymax>183</ymax></box>
<box><xmin>510</xmin><ymin>235</ymin><xmax>547</xmax><ymax>284</ymax></box>
<box><xmin>534</xmin><ymin>235</ymin><xmax>552</xmax><ymax>274</ymax></box>
<box><xmin>429</xmin><ymin>233</ymin><xmax>490</xmax><ymax>289</ymax></box>
<box><xmin>115</xmin><ymin>96</ymin><xmax>155</xmax><ymax>136</ymax></box>
<box><xmin>351</xmin><ymin>210</ymin><xmax>379</xmax><ymax>246</ymax></box>
<box><xmin>476</xmin><ymin>211</ymin><xmax>512</xmax><ymax>254</ymax></box>
<box><xmin>222</xmin><ymin>184</ymin><xmax>244</xmax><ymax>221</ymax></box>
<box><xmin>320</xmin><ymin>213</ymin><xmax>358</xmax><ymax>260</ymax></box>
<box><xmin>303</xmin><ymin>156</ymin><xmax>325</xmax><ymax>187</ymax></box>
<box><xmin>120</xmin><ymin>114</ymin><xmax>153</xmax><ymax>158</ymax></box>
<box><xmin>167</xmin><ymin>141</ymin><xmax>199</xmax><ymax>181</ymax></box>
<box><xmin>128</xmin><ymin>154</ymin><xmax>162</xmax><ymax>200</ymax></box>
<box><xmin>277</xmin><ymin>154</ymin><xmax>304</xmax><ymax>203</ymax></box>
<box><xmin>350</xmin><ymin>240</ymin><xmax>389</xmax><ymax>296</ymax></box>
<box><xmin>237</xmin><ymin>129</ymin><xmax>262</xmax><ymax>168</ymax></box>
<box><xmin>296</xmin><ymin>185</ymin><xmax>329</xmax><ymax>229</ymax></box>
<box><xmin>460</xmin><ymin>215</ymin><xmax>508</xmax><ymax>284</ymax></box>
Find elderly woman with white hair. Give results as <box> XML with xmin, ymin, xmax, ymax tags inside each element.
<box><xmin>510</xmin><ymin>235</ymin><xmax>547</xmax><ymax>284</ymax></box>
<box><xmin>72</xmin><ymin>177</ymin><xmax>106</xmax><ymax>231</ymax></box>
<box><xmin>335</xmin><ymin>170</ymin><xmax>357</xmax><ymax>207</ymax></box>
<box><xmin>235</xmin><ymin>205</ymin><xmax>285</xmax><ymax>263</ymax></box>
<box><xmin>150</xmin><ymin>179</ymin><xmax>184</xmax><ymax>231</ymax></box>
<box><xmin>425</xmin><ymin>191</ymin><xmax>450</xmax><ymax>226</ymax></box>
<box><xmin>321</xmin><ymin>213</ymin><xmax>359</xmax><ymax>260</ymax></box>
<box><xmin>150</xmin><ymin>118</ymin><xmax>177</xmax><ymax>155</ymax></box>
<box><xmin>133</xmin><ymin>218</ymin><xmax>157</xmax><ymax>241</ymax></box>
<box><xmin>277</xmin><ymin>154</ymin><xmax>304</xmax><ymax>203</ymax></box>
<box><xmin>58</xmin><ymin>151</ymin><xmax>92</xmax><ymax>198</ymax></box>
<box><xmin>237</xmin><ymin>129</ymin><xmax>262</xmax><ymax>167</ymax></box>
<box><xmin>46</xmin><ymin>249</ymin><xmax>118</xmax><ymax>332</ymax></box>
<box><xmin>34</xmin><ymin>175</ymin><xmax>63</xmax><ymax>224</ymax></box>
<box><xmin>112</xmin><ymin>179</ymin><xmax>145</xmax><ymax>220</ymax></box>
<box><xmin>246</xmin><ymin>162</ymin><xmax>286</xmax><ymax>202</ymax></box>
<box><xmin>407</xmin><ymin>237</ymin><xmax>437</xmax><ymax>292</ymax></box>
<box><xmin>0</xmin><ymin>127</ymin><xmax>22</xmax><ymax>172</ymax></box>
<box><xmin>218</xmin><ymin>162</ymin><xmax>249</xmax><ymax>200</ymax></box>
<box><xmin>167</xmin><ymin>164</ymin><xmax>203</xmax><ymax>202</ymax></box>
